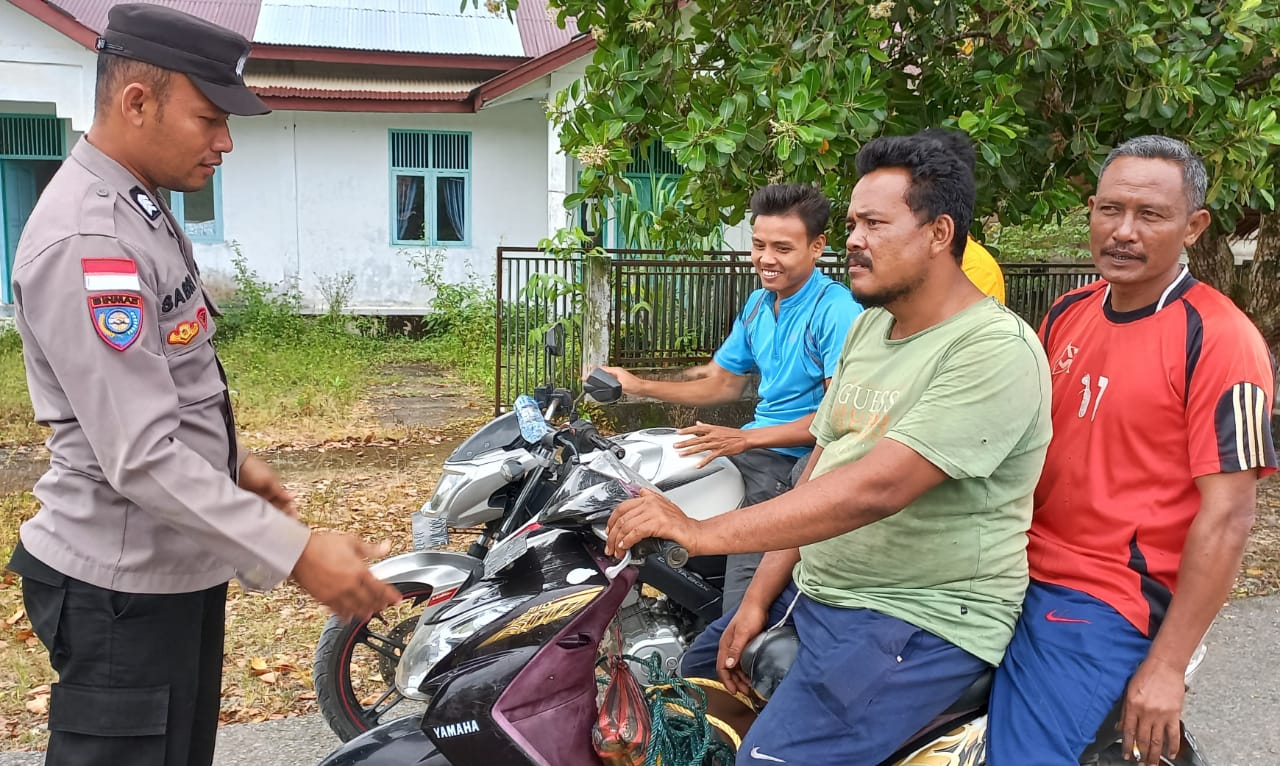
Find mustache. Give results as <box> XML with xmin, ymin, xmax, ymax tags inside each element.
<box><xmin>847</xmin><ymin>251</ymin><xmax>872</xmax><ymax>268</ymax></box>
<box><xmin>1102</xmin><ymin>246</ymin><xmax>1144</xmax><ymax>259</ymax></box>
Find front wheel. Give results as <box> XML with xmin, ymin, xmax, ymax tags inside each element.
<box><xmin>313</xmin><ymin>582</ymin><xmax>434</xmax><ymax>742</ymax></box>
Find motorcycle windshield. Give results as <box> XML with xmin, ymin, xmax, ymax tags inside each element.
<box><xmin>539</xmin><ymin>451</ymin><xmax>660</xmax><ymax>526</ymax></box>
<box><xmin>448</xmin><ymin>410</ymin><xmax>522</xmax><ymax>462</ymax></box>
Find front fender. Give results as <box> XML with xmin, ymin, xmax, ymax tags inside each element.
<box><xmin>319</xmin><ymin>715</ymin><xmax>447</xmax><ymax>766</ymax></box>
<box><xmin>370</xmin><ymin>550</ymin><xmax>482</xmax><ymax>593</ymax></box>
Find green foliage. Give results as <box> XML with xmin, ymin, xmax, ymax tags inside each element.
<box><xmin>540</xmin><ymin>0</ymin><xmax>1279</xmax><ymax>241</ymax></box>
<box><xmin>404</xmin><ymin>248</ymin><xmax>498</xmax><ymax>389</ymax></box>
<box><xmin>216</xmin><ymin>247</ymin><xmax>309</xmax><ymax>342</ymax></box>
<box><xmin>212</xmin><ymin>251</ymin><xmax>391</xmax><ymax>425</ymax></box>
<box><xmin>985</xmin><ymin>211</ymin><xmax>1091</xmax><ymax>263</ymax></box>
<box><xmin>610</xmin><ymin>167</ymin><xmax>729</xmax><ymax>252</ymax></box>
<box><xmin>0</xmin><ymin>251</ymin><xmax>494</xmax><ymax>443</ymax></box>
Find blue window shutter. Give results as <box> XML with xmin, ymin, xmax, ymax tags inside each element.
<box><xmin>389</xmin><ymin>129</ymin><xmax>471</xmax><ymax>247</ymax></box>
<box><xmin>163</xmin><ymin>168</ymin><xmax>223</xmax><ymax>243</ymax></box>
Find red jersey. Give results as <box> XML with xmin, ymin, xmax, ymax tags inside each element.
<box><xmin>1029</xmin><ymin>269</ymin><xmax>1277</xmax><ymax>635</ymax></box>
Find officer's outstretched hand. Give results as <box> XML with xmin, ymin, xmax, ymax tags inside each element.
<box><xmin>292</xmin><ymin>532</ymin><xmax>401</xmax><ymax>623</ymax></box>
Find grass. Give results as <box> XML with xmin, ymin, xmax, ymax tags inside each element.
<box><xmin>0</xmin><ymin>257</ymin><xmax>500</xmax><ymax>746</ymax></box>
<box><xmin>0</xmin><ymin>290</ymin><xmax>498</xmax><ymax>448</ymax></box>
<box><xmin>0</xmin><ymin>323</ymin><xmax>447</xmax><ymax>447</ymax></box>
<box><xmin>0</xmin><ymin>334</ymin><xmax>44</xmax><ymax>448</ymax></box>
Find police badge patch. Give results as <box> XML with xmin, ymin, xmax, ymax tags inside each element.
<box><xmin>88</xmin><ymin>293</ymin><xmax>144</xmax><ymax>351</ymax></box>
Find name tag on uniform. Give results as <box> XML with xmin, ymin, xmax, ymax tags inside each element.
<box><xmin>82</xmin><ymin>258</ymin><xmax>141</xmax><ymax>292</ymax></box>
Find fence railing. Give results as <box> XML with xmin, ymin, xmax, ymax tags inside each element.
<box><xmin>1002</xmin><ymin>263</ymin><xmax>1098</xmax><ymax>328</ymax></box>
<box><xmin>494</xmin><ymin>247</ymin><xmax>1097</xmax><ymax>413</ymax></box>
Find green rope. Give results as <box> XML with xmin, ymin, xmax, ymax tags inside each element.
<box><xmin>622</xmin><ymin>653</ymin><xmax>737</xmax><ymax>766</ymax></box>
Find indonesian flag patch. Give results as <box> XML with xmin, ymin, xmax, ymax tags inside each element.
<box><xmin>88</xmin><ymin>293</ymin><xmax>143</xmax><ymax>351</ymax></box>
<box><xmin>82</xmin><ymin>258</ymin><xmax>141</xmax><ymax>292</ymax></box>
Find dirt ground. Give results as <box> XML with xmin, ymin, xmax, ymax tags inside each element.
<box><xmin>0</xmin><ymin>366</ymin><xmax>1277</xmax><ymax>749</ymax></box>
<box><xmin>0</xmin><ymin>363</ymin><xmax>490</xmax><ymax>748</ymax></box>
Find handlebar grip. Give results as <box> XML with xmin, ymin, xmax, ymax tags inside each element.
<box><xmin>632</xmin><ymin>538</ymin><xmax>689</xmax><ymax>569</ymax></box>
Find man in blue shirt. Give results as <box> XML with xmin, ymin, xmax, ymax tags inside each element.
<box><xmin>598</xmin><ymin>183</ymin><xmax>862</xmax><ymax>611</ymax></box>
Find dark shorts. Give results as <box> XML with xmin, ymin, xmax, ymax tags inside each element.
<box><xmin>10</xmin><ymin>543</ymin><xmax>227</xmax><ymax>766</ymax></box>
<box><xmin>721</xmin><ymin>449</ymin><xmax>802</xmax><ymax>614</ymax></box>
<box><xmin>682</xmin><ymin>582</ymin><xmax>989</xmax><ymax>765</ymax></box>
<box><xmin>988</xmin><ymin>581</ymin><xmax>1151</xmax><ymax>765</ymax></box>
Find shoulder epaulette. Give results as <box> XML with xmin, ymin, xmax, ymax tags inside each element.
<box><xmin>78</xmin><ymin>182</ymin><xmax>118</xmax><ymax>239</ymax></box>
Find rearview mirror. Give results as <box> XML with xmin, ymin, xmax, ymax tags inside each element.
<box><xmin>545</xmin><ymin>323</ymin><xmax>565</xmax><ymax>358</ymax></box>
<box><xmin>583</xmin><ymin>368</ymin><xmax>622</xmax><ymax>404</ymax></box>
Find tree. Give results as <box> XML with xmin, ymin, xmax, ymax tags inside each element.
<box><xmin>531</xmin><ymin>0</ymin><xmax>1280</xmax><ymax>351</ymax></box>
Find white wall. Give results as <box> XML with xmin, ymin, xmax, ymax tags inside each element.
<box><xmin>196</xmin><ymin>99</ymin><xmax>550</xmax><ymax>312</ymax></box>
<box><xmin>0</xmin><ymin>4</ymin><xmax>95</xmax><ymax>131</ymax></box>
<box><xmin>1</xmin><ymin>6</ymin><xmax>557</xmax><ymax>312</ymax></box>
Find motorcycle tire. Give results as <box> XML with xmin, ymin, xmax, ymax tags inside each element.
<box><xmin>313</xmin><ymin>582</ymin><xmax>434</xmax><ymax>742</ymax></box>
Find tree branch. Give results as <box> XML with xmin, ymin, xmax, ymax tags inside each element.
<box><xmin>1238</xmin><ymin>58</ymin><xmax>1280</xmax><ymax>91</ymax></box>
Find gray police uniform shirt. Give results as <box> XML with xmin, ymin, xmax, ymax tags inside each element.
<box><xmin>11</xmin><ymin>137</ymin><xmax>310</xmax><ymax>594</ymax></box>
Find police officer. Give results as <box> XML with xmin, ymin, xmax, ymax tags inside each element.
<box><xmin>5</xmin><ymin>6</ymin><xmax>400</xmax><ymax>765</ymax></box>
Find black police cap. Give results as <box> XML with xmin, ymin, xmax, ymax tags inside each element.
<box><xmin>97</xmin><ymin>3</ymin><xmax>270</xmax><ymax>116</ymax></box>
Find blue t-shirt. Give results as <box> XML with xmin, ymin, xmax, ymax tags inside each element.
<box><xmin>713</xmin><ymin>270</ymin><xmax>862</xmax><ymax>458</ymax></box>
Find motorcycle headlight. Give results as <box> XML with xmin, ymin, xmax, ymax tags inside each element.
<box><xmin>424</xmin><ymin>471</ymin><xmax>467</xmax><ymax>516</ymax></box>
<box><xmin>396</xmin><ymin>596</ymin><xmax>529</xmax><ymax>701</ymax></box>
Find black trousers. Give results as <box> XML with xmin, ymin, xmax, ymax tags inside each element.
<box><xmin>14</xmin><ymin>545</ymin><xmax>226</xmax><ymax>766</ymax></box>
<box><xmin>721</xmin><ymin>448</ymin><xmax>804</xmax><ymax>614</ymax></box>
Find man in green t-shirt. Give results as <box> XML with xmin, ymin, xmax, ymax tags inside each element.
<box><xmin>605</xmin><ymin>128</ymin><xmax>1052</xmax><ymax>764</ymax></box>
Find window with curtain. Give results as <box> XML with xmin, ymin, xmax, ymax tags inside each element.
<box><xmin>158</xmin><ymin>169</ymin><xmax>223</xmax><ymax>243</ymax></box>
<box><xmin>390</xmin><ymin>130</ymin><xmax>470</xmax><ymax>246</ymax></box>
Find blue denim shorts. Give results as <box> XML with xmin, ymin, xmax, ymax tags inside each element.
<box><xmin>682</xmin><ymin>582</ymin><xmax>988</xmax><ymax>765</ymax></box>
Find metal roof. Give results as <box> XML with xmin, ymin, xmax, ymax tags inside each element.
<box><xmin>253</xmin><ymin>0</ymin><xmax>526</xmax><ymax>55</ymax></box>
<box><xmin>50</xmin><ymin>0</ymin><xmax>261</xmax><ymax>39</ymax></box>
<box><xmin>514</xmin><ymin>1</ymin><xmax>574</xmax><ymax>59</ymax></box>
<box><xmin>242</xmin><ymin>69</ymin><xmax>485</xmax><ymax>99</ymax></box>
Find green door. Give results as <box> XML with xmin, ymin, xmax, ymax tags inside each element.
<box><xmin>0</xmin><ymin>114</ymin><xmax>68</xmax><ymax>304</ymax></box>
<box><xmin>1</xmin><ymin>159</ymin><xmax>61</xmax><ymax>304</ymax></box>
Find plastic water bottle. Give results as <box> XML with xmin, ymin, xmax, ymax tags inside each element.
<box><xmin>514</xmin><ymin>394</ymin><xmax>550</xmax><ymax>444</ymax></box>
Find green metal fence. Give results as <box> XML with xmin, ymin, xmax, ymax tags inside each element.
<box><xmin>493</xmin><ymin>247</ymin><xmax>1096</xmax><ymax>413</ymax></box>
<box><xmin>1002</xmin><ymin>262</ymin><xmax>1098</xmax><ymax>328</ymax></box>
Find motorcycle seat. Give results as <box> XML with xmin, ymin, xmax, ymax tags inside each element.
<box><xmin>740</xmin><ymin>625</ymin><xmax>993</xmax><ymax>716</ymax></box>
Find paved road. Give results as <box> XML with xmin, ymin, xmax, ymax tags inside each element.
<box><xmin>1184</xmin><ymin>594</ymin><xmax>1280</xmax><ymax>764</ymax></box>
<box><xmin>2</xmin><ymin>594</ymin><xmax>1276</xmax><ymax>765</ymax></box>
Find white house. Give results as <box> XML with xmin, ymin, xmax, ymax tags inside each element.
<box><xmin>0</xmin><ymin>0</ymin><xmax>595</xmax><ymax>311</ymax></box>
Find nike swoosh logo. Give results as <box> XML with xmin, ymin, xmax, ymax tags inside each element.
<box><xmin>750</xmin><ymin>747</ymin><xmax>786</xmax><ymax>763</ymax></box>
<box><xmin>1045</xmin><ymin>610</ymin><xmax>1091</xmax><ymax>624</ymax></box>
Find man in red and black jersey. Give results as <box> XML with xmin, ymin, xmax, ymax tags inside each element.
<box><xmin>989</xmin><ymin>136</ymin><xmax>1277</xmax><ymax>766</ymax></box>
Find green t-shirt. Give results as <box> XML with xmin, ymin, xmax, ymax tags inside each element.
<box><xmin>796</xmin><ymin>298</ymin><xmax>1051</xmax><ymax>665</ymax></box>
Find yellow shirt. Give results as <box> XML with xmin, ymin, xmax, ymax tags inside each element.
<box><xmin>962</xmin><ymin>238</ymin><xmax>1006</xmax><ymax>304</ymax></box>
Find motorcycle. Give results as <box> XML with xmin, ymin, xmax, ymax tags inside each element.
<box><xmin>316</xmin><ymin>453</ymin><xmax>729</xmax><ymax>766</ymax></box>
<box><xmin>319</xmin><ymin>455</ymin><xmax>1212</xmax><ymax>766</ymax></box>
<box><xmin>313</xmin><ymin>358</ymin><xmax>746</xmax><ymax>741</ymax></box>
